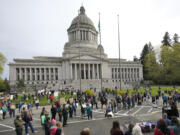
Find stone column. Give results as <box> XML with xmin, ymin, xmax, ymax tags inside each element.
<box><xmin>135</xmin><ymin>68</ymin><xmax>137</xmax><ymax>81</ymax></box>
<box><xmin>114</xmin><ymin>68</ymin><xmax>116</xmax><ymax>79</ymax></box>
<box><xmin>44</xmin><ymin>68</ymin><xmax>46</xmax><ymax>81</ymax></box>
<box><xmin>19</xmin><ymin>68</ymin><xmax>22</xmax><ymax>80</ymax></box>
<box><xmin>29</xmin><ymin>68</ymin><xmax>32</xmax><ymax>81</ymax></box>
<box><xmin>54</xmin><ymin>68</ymin><xmax>56</xmax><ymax>81</ymax></box>
<box><xmin>93</xmin><ymin>64</ymin><xmax>95</xmax><ymax>79</ymax></box>
<box><xmin>82</xmin><ymin>30</ymin><xmax>84</xmax><ymax>40</ymax></box>
<box><xmin>75</xmin><ymin>63</ymin><xmax>77</xmax><ymax>80</ymax></box>
<box><xmin>34</xmin><ymin>68</ymin><xmax>37</xmax><ymax>81</ymax></box>
<box><xmin>131</xmin><ymin>68</ymin><xmax>133</xmax><ymax>81</ymax></box>
<box><xmin>70</xmin><ymin>64</ymin><xmax>72</xmax><ymax>79</ymax></box>
<box><xmin>49</xmin><ymin>68</ymin><xmax>52</xmax><ymax>81</ymax></box>
<box><xmin>84</xmin><ymin>64</ymin><xmax>86</xmax><ymax>79</ymax></box>
<box><xmin>113</xmin><ymin>68</ymin><xmax>115</xmax><ymax>79</ymax></box>
<box><xmin>24</xmin><ymin>68</ymin><xmax>27</xmax><ymax>81</ymax></box>
<box><xmin>97</xmin><ymin>64</ymin><xmax>99</xmax><ymax>79</ymax></box>
<box><xmin>88</xmin><ymin>64</ymin><xmax>90</xmax><ymax>79</ymax></box>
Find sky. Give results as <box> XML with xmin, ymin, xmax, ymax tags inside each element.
<box><xmin>0</xmin><ymin>0</ymin><xmax>180</xmax><ymax>79</ymax></box>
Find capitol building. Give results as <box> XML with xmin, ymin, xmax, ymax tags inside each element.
<box><xmin>9</xmin><ymin>6</ymin><xmax>143</xmax><ymax>90</ymax></box>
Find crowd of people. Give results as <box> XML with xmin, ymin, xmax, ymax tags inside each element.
<box><xmin>80</xmin><ymin>117</ymin><xmax>180</xmax><ymax>135</ymax></box>
<box><xmin>0</xmin><ymin>87</ymin><xmax>180</xmax><ymax>135</ymax></box>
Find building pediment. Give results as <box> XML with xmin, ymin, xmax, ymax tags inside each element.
<box><xmin>70</xmin><ymin>54</ymin><xmax>100</xmax><ymax>60</ymax></box>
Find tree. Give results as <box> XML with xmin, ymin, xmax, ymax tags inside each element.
<box><xmin>0</xmin><ymin>79</ymin><xmax>6</xmax><ymax>92</ymax></box>
<box><xmin>4</xmin><ymin>78</ymin><xmax>10</xmax><ymax>90</ymax></box>
<box><xmin>0</xmin><ymin>78</ymin><xmax>10</xmax><ymax>92</ymax></box>
<box><xmin>144</xmin><ymin>50</ymin><xmax>160</xmax><ymax>82</ymax></box>
<box><xmin>0</xmin><ymin>53</ymin><xmax>6</xmax><ymax>76</ymax></box>
<box><xmin>16</xmin><ymin>79</ymin><xmax>25</xmax><ymax>89</ymax></box>
<box><xmin>161</xmin><ymin>32</ymin><xmax>171</xmax><ymax>46</ymax></box>
<box><xmin>140</xmin><ymin>42</ymin><xmax>153</xmax><ymax>80</ymax></box>
<box><xmin>170</xmin><ymin>43</ymin><xmax>180</xmax><ymax>84</ymax></box>
<box><xmin>159</xmin><ymin>46</ymin><xmax>173</xmax><ymax>84</ymax></box>
<box><xmin>173</xmin><ymin>33</ymin><xmax>179</xmax><ymax>44</ymax></box>
<box><xmin>159</xmin><ymin>43</ymin><xmax>180</xmax><ymax>84</ymax></box>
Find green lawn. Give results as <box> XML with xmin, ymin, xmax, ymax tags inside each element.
<box><xmin>11</xmin><ymin>87</ymin><xmax>180</xmax><ymax>105</ymax></box>
<box><xmin>106</xmin><ymin>87</ymin><xmax>180</xmax><ymax>97</ymax></box>
<box><xmin>12</xmin><ymin>93</ymin><xmax>77</xmax><ymax>106</ymax></box>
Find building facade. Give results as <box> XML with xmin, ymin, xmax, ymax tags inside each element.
<box><xmin>9</xmin><ymin>6</ymin><xmax>143</xmax><ymax>90</ymax></box>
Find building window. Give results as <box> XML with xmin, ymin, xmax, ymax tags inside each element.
<box><xmin>56</xmin><ymin>76</ymin><xmax>58</xmax><ymax>80</ymax></box>
<box><xmin>55</xmin><ymin>68</ymin><xmax>58</xmax><ymax>73</ymax></box>
<box><xmin>51</xmin><ymin>68</ymin><xmax>53</xmax><ymax>73</ymax></box>
<box><xmin>41</xmin><ymin>68</ymin><xmax>44</xmax><ymax>73</ymax></box>
<box><xmin>16</xmin><ymin>68</ymin><xmax>19</xmax><ymax>73</ymax></box>
<box><xmin>80</xmin><ymin>30</ymin><xmax>82</xmax><ymax>40</ymax></box>
<box><xmin>32</xmin><ymin>75</ymin><xmax>35</xmax><ymax>80</ymax></box>
<box><xmin>28</xmin><ymin>75</ymin><xmax>30</xmax><ymax>81</ymax></box>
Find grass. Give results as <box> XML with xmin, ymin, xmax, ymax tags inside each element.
<box><xmin>12</xmin><ymin>93</ymin><xmax>77</xmax><ymax>106</ymax></box>
<box><xmin>106</xmin><ymin>87</ymin><xmax>180</xmax><ymax>97</ymax></box>
<box><xmin>10</xmin><ymin>87</ymin><xmax>180</xmax><ymax>105</ymax></box>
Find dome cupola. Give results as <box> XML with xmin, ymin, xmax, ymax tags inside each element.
<box><xmin>67</xmin><ymin>6</ymin><xmax>98</xmax><ymax>44</ymax></box>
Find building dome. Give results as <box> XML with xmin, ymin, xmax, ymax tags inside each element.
<box><xmin>68</xmin><ymin>6</ymin><xmax>96</xmax><ymax>31</ymax></box>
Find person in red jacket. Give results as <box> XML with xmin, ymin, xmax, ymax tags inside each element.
<box><xmin>154</xmin><ymin>119</ymin><xmax>174</xmax><ymax>135</ymax></box>
<box><xmin>50</xmin><ymin>119</ymin><xmax>57</xmax><ymax>135</ymax></box>
<box><xmin>50</xmin><ymin>95</ymin><xmax>54</xmax><ymax>104</ymax></box>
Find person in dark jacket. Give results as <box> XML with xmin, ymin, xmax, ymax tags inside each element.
<box><xmin>171</xmin><ymin>103</ymin><xmax>179</xmax><ymax>118</ymax></box>
<box><xmin>57</xmin><ymin>105</ymin><xmax>63</xmax><ymax>122</ymax></box>
<box><xmin>62</xmin><ymin>104</ymin><xmax>68</xmax><ymax>127</ymax></box>
<box><xmin>125</xmin><ymin>123</ymin><xmax>134</xmax><ymax>135</ymax></box>
<box><xmin>110</xmin><ymin>121</ymin><xmax>124</xmax><ymax>135</ymax></box>
<box><xmin>24</xmin><ymin>111</ymin><xmax>35</xmax><ymax>135</ymax></box>
<box><xmin>168</xmin><ymin>116</ymin><xmax>180</xmax><ymax>135</ymax></box>
<box><xmin>68</xmin><ymin>104</ymin><xmax>73</xmax><ymax>118</ymax></box>
<box><xmin>44</xmin><ymin>117</ymin><xmax>52</xmax><ymax>135</ymax></box>
<box><xmin>51</xmin><ymin>105</ymin><xmax>57</xmax><ymax>120</ymax></box>
<box><xmin>55</xmin><ymin>122</ymin><xmax>62</xmax><ymax>135</ymax></box>
<box><xmin>14</xmin><ymin>115</ymin><xmax>25</xmax><ymax>135</ymax></box>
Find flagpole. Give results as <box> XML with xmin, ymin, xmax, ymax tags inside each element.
<box><xmin>78</xmin><ymin>10</ymin><xmax>82</xmax><ymax>91</ymax></box>
<box><xmin>118</xmin><ymin>15</ymin><xmax>121</xmax><ymax>90</ymax></box>
<box><xmin>99</xmin><ymin>13</ymin><xmax>102</xmax><ymax>92</ymax></box>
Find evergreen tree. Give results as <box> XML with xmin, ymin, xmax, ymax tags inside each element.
<box><xmin>140</xmin><ymin>44</ymin><xmax>149</xmax><ymax>65</ymax></box>
<box><xmin>161</xmin><ymin>32</ymin><xmax>171</xmax><ymax>46</ymax></box>
<box><xmin>173</xmin><ymin>33</ymin><xmax>179</xmax><ymax>43</ymax></box>
<box><xmin>140</xmin><ymin>42</ymin><xmax>153</xmax><ymax>80</ymax></box>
